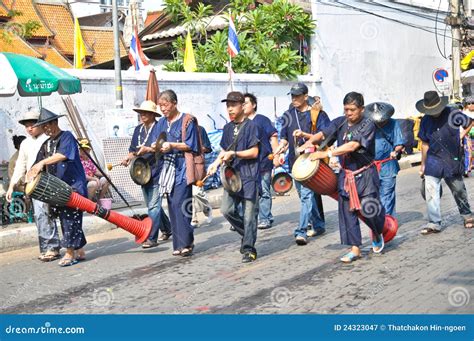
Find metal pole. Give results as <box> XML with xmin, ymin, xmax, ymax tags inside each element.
<box><xmin>449</xmin><ymin>0</ymin><xmax>462</xmax><ymax>100</ymax></box>
<box><xmin>112</xmin><ymin>0</ymin><xmax>123</xmax><ymax>108</ymax></box>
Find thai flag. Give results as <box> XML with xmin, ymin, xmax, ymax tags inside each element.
<box><xmin>227</xmin><ymin>16</ymin><xmax>240</xmax><ymax>58</ymax></box>
<box><xmin>129</xmin><ymin>26</ymin><xmax>149</xmax><ymax>71</ymax></box>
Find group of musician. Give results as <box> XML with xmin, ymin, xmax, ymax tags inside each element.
<box><xmin>6</xmin><ymin>83</ymin><xmax>474</xmax><ymax>266</ymax></box>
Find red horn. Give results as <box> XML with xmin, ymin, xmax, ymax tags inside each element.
<box><xmin>66</xmin><ymin>192</ymin><xmax>152</xmax><ymax>244</ymax></box>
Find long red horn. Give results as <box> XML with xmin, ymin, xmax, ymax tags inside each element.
<box><xmin>67</xmin><ymin>192</ymin><xmax>152</xmax><ymax>244</ymax></box>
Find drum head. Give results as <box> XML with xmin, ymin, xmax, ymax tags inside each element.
<box><xmin>291</xmin><ymin>153</ymin><xmax>319</xmax><ymax>181</ymax></box>
<box><xmin>154</xmin><ymin>132</ymin><xmax>167</xmax><ymax>161</ymax></box>
<box><xmin>272</xmin><ymin>171</ymin><xmax>293</xmax><ymax>194</ymax></box>
<box><xmin>130</xmin><ymin>157</ymin><xmax>151</xmax><ymax>186</ymax></box>
<box><xmin>25</xmin><ymin>173</ymin><xmax>42</xmax><ymax>196</ymax></box>
<box><xmin>220</xmin><ymin>164</ymin><xmax>242</xmax><ymax>193</ymax></box>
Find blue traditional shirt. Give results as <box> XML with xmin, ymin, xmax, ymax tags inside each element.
<box><xmin>220</xmin><ymin>119</ymin><xmax>260</xmax><ymax>200</ymax></box>
<box><xmin>280</xmin><ymin>108</ymin><xmax>331</xmax><ymax>169</ymax></box>
<box><xmin>418</xmin><ymin>107</ymin><xmax>470</xmax><ymax>179</ymax></box>
<box><xmin>322</xmin><ymin>116</ymin><xmax>380</xmax><ymax>197</ymax></box>
<box><xmin>129</xmin><ymin>121</ymin><xmax>162</xmax><ymax>188</ymax></box>
<box><xmin>36</xmin><ymin>130</ymin><xmax>87</xmax><ymax>197</ymax></box>
<box><xmin>155</xmin><ymin>113</ymin><xmax>199</xmax><ymax>186</ymax></box>
<box><xmin>375</xmin><ymin>118</ymin><xmax>406</xmax><ymax>178</ymax></box>
<box><xmin>251</xmin><ymin>114</ymin><xmax>277</xmax><ymax>173</ymax></box>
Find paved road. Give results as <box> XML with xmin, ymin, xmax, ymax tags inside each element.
<box><xmin>0</xmin><ymin>167</ymin><xmax>472</xmax><ymax>314</ymax></box>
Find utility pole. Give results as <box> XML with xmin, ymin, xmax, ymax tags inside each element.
<box><xmin>112</xmin><ymin>0</ymin><xmax>123</xmax><ymax>108</ymax></box>
<box><xmin>447</xmin><ymin>0</ymin><xmax>462</xmax><ymax>100</ymax></box>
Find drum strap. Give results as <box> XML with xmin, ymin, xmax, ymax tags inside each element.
<box><xmin>228</xmin><ymin>119</ymin><xmax>249</xmax><ymax>152</ymax></box>
<box><xmin>343</xmin><ymin>163</ymin><xmax>375</xmax><ymax>211</ymax></box>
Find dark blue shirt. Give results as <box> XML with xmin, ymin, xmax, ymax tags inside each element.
<box><xmin>251</xmin><ymin>114</ymin><xmax>277</xmax><ymax>173</ymax></box>
<box><xmin>322</xmin><ymin>116</ymin><xmax>379</xmax><ymax>197</ymax></box>
<box><xmin>280</xmin><ymin>108</ymin><xmax>331</xmax><ymax>169</ymax></box>
<box><xmin>155</xmin><ymin>114</ymin><xmax>199</xmax><ymax>186</ymax></box>
<box><xmin>418</xmin><ymin>107</ymin><xmax>469</xmax><ymax>179</ymax></box>
<box><xmin>129</xmin><ymin>121</ymin><xmax>163</xmax><ymax>188</ymax></box>
<box><xmin>375</xmin><ymin>118</ymin><xmax>406</xmax><ymax>178</ymax></box>
<box><xmin>220</xmin><ymin>119</ymin><xmax>260</xmax><ymax>200</ymax></box>
<box><xmin>36</xmin><ymin>130</ymin><xmax>87</xmax><ymax>197</ymax></box>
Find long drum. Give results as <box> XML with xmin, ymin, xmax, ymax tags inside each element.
<box><xmin>25</xmin><ymin>172</ymin><xmax>72</xmax><ymax>206</ymax></box>
<box><xmin>25</xmin><ymin>172</ymin><xmax>152</xmax><ymax>244</ymax></box>
<box><xmin>292</xmin><ymin>153</ymin><xmax>338</xmax><ymax>198</ymax></box>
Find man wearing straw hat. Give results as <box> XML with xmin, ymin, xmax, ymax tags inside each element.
<box><xmin>416</xmin><ymin>90</ymin><xmax>473</xmax><ymax>234</ymax></box>
<box><xmin>6</xmin><ymin>110</ymin><xmax>60</xmax><ymax>262</ymax></box>
<box><xmin>27</xmin><ymin>108</ymin><xmax>87</xmax><ymax>267</ymax></box>
<box><xmin>121</xmin><ymin>100</ymin><xmax>172</xmax><ymax>249</ymax></box>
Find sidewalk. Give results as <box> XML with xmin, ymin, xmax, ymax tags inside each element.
<box><xmin>0</xmin><ymin>153</ymin><xmax>421</xmax><ymax>253</ymax></box>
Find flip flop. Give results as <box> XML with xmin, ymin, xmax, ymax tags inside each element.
<box><xmin>372</xmin><ymin>234</ymin><xmax>385</xmax><ymax>254</ymax></box>
<box><xmin>58</xmin><ymin>257</ymin><xmax>78</xmax><ymax>267</ymax></box>
<box><xmin>340</xmin><ymin>252</ymin><xmax>361</xmax><ymax>263</ymax></box>
<box><xmin>421</xmin><ymin>227</ymin><xmax>441</xmax><ymax>235</ymax></box>
<box><xmin>464</xmin><ymin>217</ymin><xmax>474</xmax><ymax>229</ymax></box>
<box><xmin>39</xmin><ymin>252</ymin><xmax>60</xmax><ymax>262</ymax></box>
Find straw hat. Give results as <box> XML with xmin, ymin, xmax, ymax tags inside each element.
<box><xmin>18</xmin><ymin>111</ymin><xmax>40</xmax><ymax>125</ymax></box>
<box><xmin>133</xmin><ymin>100</ymin><xmax>161</xmax><ymax>116</ymax></box>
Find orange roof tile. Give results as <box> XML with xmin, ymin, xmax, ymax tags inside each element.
<box><xmin>0</xmin><ymin>4</ymin><xmax>10</xmax><ymax>17</ymax></box>
<box><xmin>36</xmin><ymin>45</ymin><xmax>73</xmax><ymax>68</ymax></box>
<box><xmin>2</xmin><ymin>0</ymin><xmax>53</xmax><ymax>38</ymax></box>
<box><xmin>35</xmin><ymin>3</ymin><xmax>92</xmax><ymax>57</ymax></box>
<box><xmin>81</xmin><ymin>27</ymin><xmax>127</xmax><ymax>65</ymax></box>
<box><xmin>144</xmin><ymin>10</ymin><xmax>163</xmax><ymax>28</ymax></box>
<box><xmin>0</xmin><ymin>28</ymin><xmax>42</xmax><ymax>57</ymax></box>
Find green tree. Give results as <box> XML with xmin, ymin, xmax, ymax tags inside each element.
<box><xmin>0</xmin><ymin>10</ymin><xmax>41</xmax><ymax>44</ymax></box>
<box><xmin>163</xmin><ymin>0</ymin><xmax>315</xmax><ymax>79</ymax></box>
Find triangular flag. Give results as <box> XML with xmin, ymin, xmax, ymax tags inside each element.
<box><xmin>74</xmin><ymin>18</ymin><xmax>87</xmax><ymax>69</ymax></box>
<box><xmin>184</xmin><ymin>31</ymin><xmax>197</xmax><ymax>72</ymax></box>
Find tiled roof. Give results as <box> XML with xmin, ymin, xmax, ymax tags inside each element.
<box><xmin>36</xmin><ymin>45</ymin><xmax>72</xmax><ymax>68</ymax></box>
<box><xmin>144</xmin><ymin>10</ymin><xmax>162</xmax><ymax>28</ymax></box>
<box><xmin>2</xmin><ymin>0</ymin><xmax>53</xmax><ymax>38</ymax></box>
<box><xmin>35</xmin><ymin>3</ymin><xmax>92</xmax><ymax>57</ymax></box>
<box><xmin>0</xmin><ymin>28</ymin><xmax>42</xmax><ymax>57</ymax></box>
<box><xmin>0</xmin><ymin>4</ymin><xmax>10</xmax><ymax>18</ymax></box>
<box><xmin>81</xmin><ymin>27</ymin><xmax>127</xmax><ymax>65</ymax></box>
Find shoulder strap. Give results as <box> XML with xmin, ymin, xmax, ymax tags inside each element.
<box><xmin>182</xmin><ymin>113</ymin><xmax>203</xmax><ymax>154</ymax></box>
<box><xmin>228</xmin><ymin>119</ymin><xmax>249</xmax><ymax>152</ymax></box>
<box><xmin>310</xmin><ymin>107</ymin><xmax>321</xmax><ymax>133</ymax></box>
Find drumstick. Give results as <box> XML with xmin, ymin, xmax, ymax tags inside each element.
<box><xmin>106</xmin><ymin>163</ymin><xmax>122</xmax><ymax>171</ymax></box>
<box><xmin>196</xmin><ymin>174</ymin><xmax>211</xmax><ymax>187</ymax></box>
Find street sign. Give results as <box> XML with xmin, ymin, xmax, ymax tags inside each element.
<box><xmin>432</xmin><ymin>68</ymin><xmax>451</xmax><ymax>95</ymax></box>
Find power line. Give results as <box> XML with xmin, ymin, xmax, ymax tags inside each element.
<box><xmin>435</xmin><ymin>0</ymin><xmax>449</xmax><ymax>59</ymax></box>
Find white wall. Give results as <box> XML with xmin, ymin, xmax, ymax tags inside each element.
<box><xmin>314</xmin><ymin>0</ymin><xmax>451</xmax><ymax>117</ymax></box>
<box><xmin>0</xmin><ymin>70</ymin><xmax>321</xmax><ymax>162</ymax></box>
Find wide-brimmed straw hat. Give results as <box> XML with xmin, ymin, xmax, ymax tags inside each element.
<box><xmin>415</xmin><ymin>91</ymin><xmax>449</xmax><ymax>116</ymax></box>
<box><xmin>133</xmin><ymin>100</ymin><xmax>161</xmax><ymax>116</ymax></box>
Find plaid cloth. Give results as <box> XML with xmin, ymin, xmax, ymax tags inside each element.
<box><xmin>158</xmin><ymin>154</ymin><xmax>176</xmax><ymax>195</ymax></box>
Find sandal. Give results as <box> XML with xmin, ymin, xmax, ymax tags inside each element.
<box><xmin>340</xmin><ymin>252</ymin><xmax>361</xmax><ymax>263</ymax></box>
<box><xmin>421</xmin><ymin>227</ymin><xmax>441</xmax><ymax>235</ymax></box>
<box><xmin>39</xmin><ymin>251</ymin><xmax>60</xmax><ymax>262</ymax></box>
<box><xmin>372</xmin><ymin>234</ymin><xmax>384</xmax><ymax>254</ymax></box>
<box><xmin>180</xmin><ymin>245</ymin><xmax>194</xmax><ymax>257</ymax></box>
<box><xmin>58</xmin><ymin>257</ymin><xmax>78</xmax><ymax>267</ymax></box>
<box><xmin>464</xmin><ymin>217</ymin><xmax>474</xmax><ymax>229</ymax></box>
<box><xmin>172</xmin><ymin>249</ymin><xmax>182</xmax><ymax>256</ymax></box>
<box><xmin>158</xmin><ymin>233</ymin><xmax>172</xmax><ymax>241</ymax></box>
